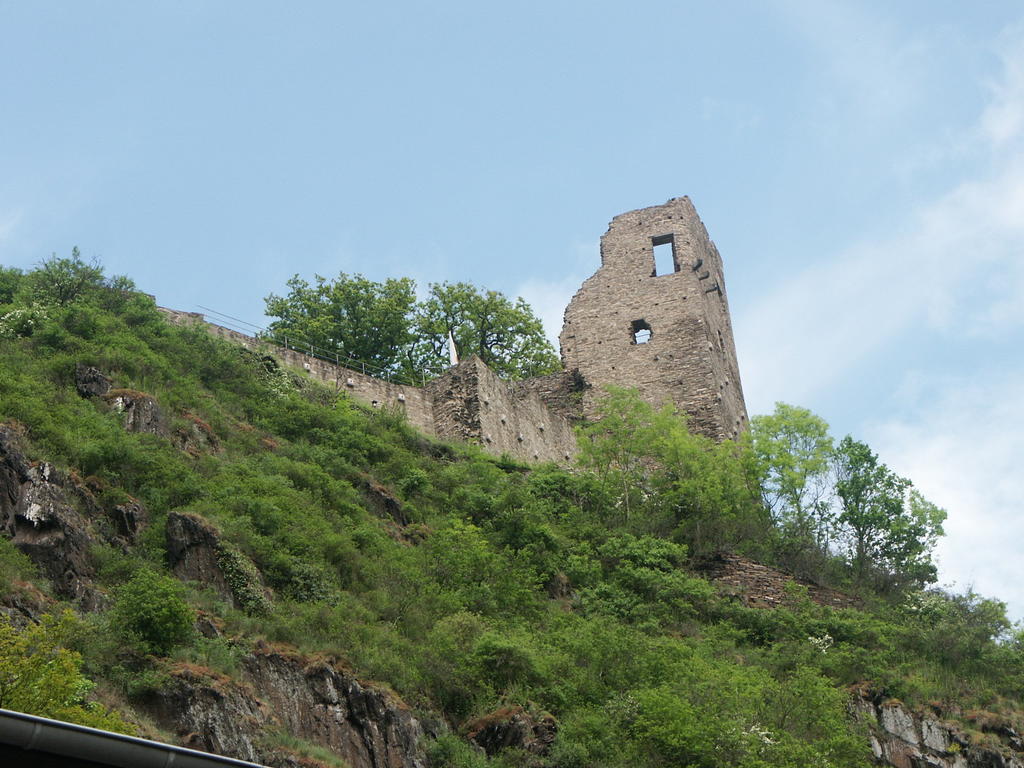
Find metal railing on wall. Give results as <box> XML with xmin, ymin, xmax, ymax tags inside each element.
<box><xmin>195</xmin><ymin>305</ymin><xmax>429</xmax><ymax>388</ymax></box>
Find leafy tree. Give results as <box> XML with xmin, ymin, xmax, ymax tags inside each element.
<box><xmin>413</xmin><ymin>281</ymin><xmax>560</xmax><ymax>379</ymax></box>
<box><xmin>651</xmin><ymin>409</ymin><xmax>767</xmax><ymax>557</ymax></box>
<box><xmin>0</xmin><ymin>266</ymin><xmax>22</xmax><ymax>304</ymax></box>
<box><xmin>25</xmin><ymin>249</ymin><xmax>107</xmax><ymax>306</ymax></box>
<box><xmin>109</xmin><ymin>569</ymin><xmax>195</xmax><ymax>656</ymax></box>
<box><xmin>264</xmin><ymin>272</ymin><xmax>418</xmax><ymax>376</ymax></box>
<box><xmin>750</xmin><ymin>403</ymin><xmax>834</xmax><ymax>544</ymax></box>
<box><xmin>0</xmin><ymin>611</ymin><xmax>132</xmax><ymax>732</ymax></box>
<box><xmin>576</xmin><ymin>386</ymin><xmax>660</xmax><ymax>520</ymax></box>
<box><xmin>832</xmin><ymin>436</ymin><xmax>945</xmax><ymax>590</ymax></box>
<box><xmin>577</xmin><ymin>387</ymin><xmax>766</xmax><ymax>552</ymax></box>
<box><xmin>265</xmin><ymin>274</ymin><xmax>560</xmax><ymax>381</ymax></box>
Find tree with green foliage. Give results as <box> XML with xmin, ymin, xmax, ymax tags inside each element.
<box><xmin>833</xmin><ymin>436</ymin><xmax>945</xmax><ymax>590</ymax></box>
<box><xmin>265</xmin><ymin>273</ymin><xmax>560</xmax><ymax>381</ymax></box>
<box><xmin>577</xmin><ymin>387</ymin><xmax>767</xmax><ymax>554</ymax></box>
<box><xmin>109</xmin><ymin>569</ymin><xmax>196</xmax><ymax>656</ymax></box>
<box><xmin>0</xmin><ymin>611</ymin><xmax>132</xmax><ymax>732</ymax></box>
<box><xmin>25</xmin><ymin>248</ymin><xmax>107</xmax><ymax>306</ymax></box>
<box><xmin>264</xmin><ymin>272</ymin><xmax>418</xmax><ymax>376</ymax></box>
<box><xmin>576</xmin><ymin>386</ymin><xmax>660</xmax><ymax>520</ymax></box>
<box><xmin>413</xmin><ymin>280</ymin><xmax>561</xmax><ymax>379</ymax></box>
<box><xmin>750</xmin><ymin>403</ymin><xmax>834</xmax><ymax>541</ymax></box>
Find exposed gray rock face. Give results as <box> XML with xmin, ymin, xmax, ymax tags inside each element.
<box><xmin>0</xmin><ymin>581</ymin><xmax>52</xmax><ymax>627</ymax></box>
<box><xmin>174</xmin><ymin>413</ymin><xmax>220</xmax><ymax>456</ymax></box>
<box><xmin>141</xmin><ymin>647</ymin><xmax>427</xmax><ymax>768</ymax></box>
<box><xmin>104</xmin><ymin>389</ymin><xmax>168</xmax><ymax>436</ymax></box>
<box><xmin>0</xmin><ymin>426</ymin><xmax>98</xmax><ymax>605</ymax></box>
<box><xmin>466</xmin><ymin>707</ymin><xmax>558</xmax><ymax>757</ymax></box>
<box><xmin>358</xmin><ymin>475</ymin><xmax>410</xmax><ymax>526</ymax></box>
<box><xmin>109</xmin><ymin>500</ymin><xmax>148</xmax><ymax>544</ymax></box>
<box><xmin>74</xmin><ymin>363</ymin><xmax>112</xmax><ymax>398</ymax></box>
<box><xmin>165</xmin><ymin>511</ymin><xmax>268</xmax><ymax>614</ymax></box>
<box><xmin>854</xmin><ymin>696</ymin><xmax>1024</xmax><ymax>768</ymax></box>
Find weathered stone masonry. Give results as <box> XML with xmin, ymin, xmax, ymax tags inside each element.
<box><xmin>158</xmin><ymin>308</ymin><xmax>578</xmax><ymax>463</ymax></box>
<box><xmin>160</xmin><ymin>197</ymin><xmax>747</xmax><ymax>460</ymax></box>
<box><xmin>560</xmin><ymin>197</ymin><xmax>748</xmax><ymax>440</ymax></box>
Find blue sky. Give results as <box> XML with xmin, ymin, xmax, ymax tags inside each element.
<box><xmin>3</xmin><ymin>1</ymin><xmax>1023</xmax><ymax>618</ymax></box>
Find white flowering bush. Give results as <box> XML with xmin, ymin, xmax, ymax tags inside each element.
<box><xmin>808</xmin><ymin>633</ymin><xmax>834</xmax><ymax>653</ymax></box>
<box><xmin>0</xmin><ymin>304</ymin><xmax>48</xmax><ymax>339</ymax></box>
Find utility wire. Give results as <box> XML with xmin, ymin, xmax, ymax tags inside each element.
<box><xmin>191</xmin><ymin>304</ymin><xmax>426</xmax><ymax>386</ymax></box>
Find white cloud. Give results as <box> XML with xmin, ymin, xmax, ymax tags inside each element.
<box><xmin>981</xmin><ymin>24</ymin><xmax>1024</xmax><ymax>146</ymax></box>
<box><xmin>737</xmin><ymin>20</ymin><xmax>1024</xmax><ymax>619</ymax></box>
<box><xmin>776</xmin><ymin>0</ymin><xmax>939</xmax><ymax>128</ymax></box>
<box><xmin>866</xmin><ymin>373</ymin><xmax>1024</xmax><ymax>620</ymax></box>
<box><xmin>737</xmin><ymin>29</ymin><xmax>1024</xmax><ymax>413</ymax></box>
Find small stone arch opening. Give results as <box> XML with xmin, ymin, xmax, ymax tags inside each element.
<box><xmin>631</xmin><ymin>319</ymin><xmax>652</xmax><ymax>344</ymax></box>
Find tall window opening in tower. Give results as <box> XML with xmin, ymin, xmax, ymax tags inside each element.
<box><xmin>652</xmin><ymin>234</ymin><xmax>677</xmax><ymax>276</ymax></box>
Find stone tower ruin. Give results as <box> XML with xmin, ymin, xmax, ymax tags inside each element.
<box><xmin>559</xmin><ymin>197</ymin><xmax>748</xmax><ymax>440</ymax></box>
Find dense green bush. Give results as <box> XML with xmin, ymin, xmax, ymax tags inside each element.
<box><xmin>110</xmin><ymin>569</ymin><xmax>195</xmax><ymax>656</ymax></box>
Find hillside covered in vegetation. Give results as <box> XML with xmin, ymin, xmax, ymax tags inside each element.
<box><xmin>0</xmin><ymin>256</ymin><xmax>1022</xmax><ymax>768</ymax></box>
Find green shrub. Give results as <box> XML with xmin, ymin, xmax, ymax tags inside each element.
<box><xmin>109</xmin><ymin>569</ymin><xmax>195</xmax><ymax>656</ymax></box>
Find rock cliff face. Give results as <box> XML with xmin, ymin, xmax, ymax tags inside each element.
<box><xmin>104</xmin><ymin>389</ymin><xmax>168</xmax><ymax>436</ymax></box>
<box><xmin>141</xmin><ymin>646</ymin><xmax>427</xmax><ymax>768</ymax></box>
<box><xmin>855</xmin><ymin>697</ymin><xmax>1024</xmax><ymax>768</ymax></box>
<box><xmin>165</xmin><ymin>511</ymin><xmax>270</xmax><ymax>615</ymax></box>
<box><xmin>466</xmin><ymin>707</ymin><xmax>557</xmax><ymax>757</ymax></box>
<box><xmin>0</xmin><ymin>425</ymin><xmax>101</xmax><ymax>607</ymax></box>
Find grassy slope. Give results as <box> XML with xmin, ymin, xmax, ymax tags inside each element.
<box><xmin>0</xmin><ymin>266</ymin><xmax>1021</xmax><ymax>768</ymax></box>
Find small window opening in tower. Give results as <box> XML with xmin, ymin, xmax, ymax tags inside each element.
<box><xmin>631</xmin><ymin>319</ymin><xmax>652</xmax><ymax>344</ymax></box>
<box><xmin>651</xmin><ymin>234</ymin><xmax>677</xmax><ymax>276</ymax></box>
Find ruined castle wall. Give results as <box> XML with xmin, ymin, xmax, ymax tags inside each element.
<box><xmin>157</xmin><ymin>308</ymin><xmax>437</xmax><ymax>436</ymax></box>
<box><xmin>427</xmin><ymin>358</ymin><xmax>577</xmax><ymax>463</ymax></box>
<box><xmin>698</xmin><ymin>554</ymin><xmax>860</xmax><ymax>610</ymax></box>
<box><xmin>559</xmin><ymin>197</ymin><xmax>747</xmax><ymax>440</ymax></box>
<box><xmin>157</xmin><ymin>309</ymin><xmax>577</xmax><ymax>458</ymax></box>
<box><xmin>511</xmin><ymin>370</ymin><xmax>586</xmax><ymax>424</ymax></box>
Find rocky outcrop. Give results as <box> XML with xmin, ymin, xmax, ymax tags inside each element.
<box><xmin>165</xmin><ymin>512</ymin><xmax>270</xmax><ymax>614</ymax></box>
<box><xmin>109</xmin><ymin>499</ymin><xmax>148</xmax><ymax>544</ymax></box>
<box><xmin>358</xmin><ymin>476</ymin><xmax>410</xmax><ymax>526</ymax></box>
<box><xmin>104</xmin><ymin>389</ymin><xmax>168</xmax><ymax>436</ymax></box>
<box><xmin>466</xmin><ymin>706</ymin><xmax>558</xmax><ymax>757</ymax></box>
<box><xmin>174</xmin><ymin>413</ymin><xmax>220</xmax><ymax>456</ymax></box>
<box><xmin>143</xmin><ymin>664</ymin><xmax>268</xmax><ymax>764</ymax></box>
<box><xmin>699</xmin><ymin>553</ymin><xmax>860</xmax><ymax>610</ymax></box>
<box><xmin>0</xmin><ymin>581</ymin><xmax>52</xmax><ymax>627</ymax></box>
<box><xmin>854</xmin><ymin>696</ymin><xmax>1024</xmax><ymax>768</ymax></box>
<box><xmin>0</xmin><ymin>426</ymin><xmax>99</xmax><ymax>605</ymax></box>
<box><xmin>141</xmin><ymin>648</ymin><xmax>427</xmax><ymax>768</ymax></box>
<box><xmin>74</xmin><ymin>363</ymin><xmax>112</xmax><ymax>398</ymax></box>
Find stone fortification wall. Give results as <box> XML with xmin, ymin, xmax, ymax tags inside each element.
<box><xmin>158</xmin><ymin>307</ymin><xmax>437</xmax><ymax>436</ymax></box>
<box><xmin>511</xmin><ymin>370</ymin><xmax>587</xmax><ymax>424</ymax></box>
<box><xmin>559</xmin><ymin>197</ymin><xmax>747</xmax><ymax>441</ymax></box>
<box><xmin>699</xmin><ymin>553</ymin><xmax>860</xmax><ymax>610</ymax></box>
<box><xmin>427</xmin><ymin>358</ymin><xmax>577</xmax><ymax>463</ymax></box>
<box><xmin>157</xmin><ymin>308</ymin><xmax>577</xmax><ymax>461</ymax></box>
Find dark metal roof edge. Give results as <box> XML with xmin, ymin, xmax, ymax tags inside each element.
<box><xmin>0</xmin><ymin>709</ymin><xmax>267</xmax><ymax>768</ymax></box>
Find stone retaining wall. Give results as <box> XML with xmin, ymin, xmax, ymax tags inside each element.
<box><xmin>157</xmin><ymin>307</ymin><xmax>577</xmax><ymax>462</ymax></box>
<box><xmin>699</xmin><ymin>553</ymin><xmax>860</xmax><ymax>610</ymax></box>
